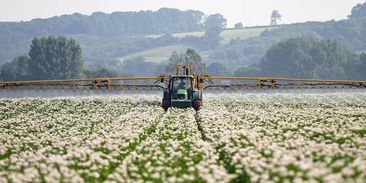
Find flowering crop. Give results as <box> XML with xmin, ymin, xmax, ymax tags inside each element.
<box><xmin>1</xmin><ymin>93</ymin><xmax>366</xmax><ymax>182</ymax></box>
<box><xmin>198</xmin><ymin>93</ymin><xmax>366</xmax><ymax>183</ymax></box>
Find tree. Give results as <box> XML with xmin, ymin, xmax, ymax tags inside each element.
<box><xmin>270</xmin><ymin>10</ymin><xmax>282</xmax><ymax>26</ymax></box>
<box><xmin>185</xmin><ymin>48</ymin><xmax>205</xmax><ymax>73</ymax></box>
<box><xmin>349</xmin><ymin>2</ymin><xmax>366</xmax><ymax>18</ymax></box>
<box><xmin>353</xmin><ymin>53</ymin><xmax>366</xmax><ymax>79</ymax></box>
<box><xmin>83</xmin><ymin>68</ymin><xmax>119</xmax><ymax>78</ymax></box>
<box><xmin>260</xmin><ymin>37</ymin><xmax>358</xmax><ymax>79</ymax></box>
<box><xmin>202</xmin><ymin>14</ymin><xmax>227</xmax><ymax>47</ymax></box>
<box><xmin>119</xmin><ymin>56</ymin><xmax>158</xmax><ymax>76</ymax></box>
<box><xmin>234</xmin><ymin>66</ymin><xmax>261</xmax><ymax>77</ymax></box>
<box><xmin>0</xmin><ymin>55</ymin><xmax>30</xmax><ymax>81</ymax></box>
<box><xmin>234</xmin><ymin>22</ymin><xmax>244</xmax><ymax>29</ymax></box>
<box><xmin>166</xmin><ymin>49</ymin><xmax>205</xmax><ymax>74</ymax></box>
<box><xmin>28</xmin><ymin>36</ymin><xmax>83</xmax><ymax>80</ymax></box>
<box><xmin>207</xmin><ymin>63</ymin><xmax>227</xmax><ymax>76</ymax></box>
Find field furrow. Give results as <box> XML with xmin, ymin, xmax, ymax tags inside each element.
<box><xmin>107</xmin><ymin>108</ymin><xmax>234</xmax><ymax>183</ymax></box>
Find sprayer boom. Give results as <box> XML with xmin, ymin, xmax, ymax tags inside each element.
<box><xmin>1</xmin><ymin>64</ymin><xmax>365</xmax><ymax>110</ymax></box>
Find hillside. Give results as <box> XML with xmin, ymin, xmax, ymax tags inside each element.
<box><xmin>0</xmin><ymin>8</ymin><xmax>205</xmax><ymax>64</ymax></box>
<box><xmin>2</xmin><ymin>2</ymin><xmax>366</xmax><ymax>79</ymax></box>
<box><xmin>121</xmin><ymin>27</ymin><xmax>267</xmax><ymax>63</ymax></box>
<box><xmin>208</xmin><ymin>18</ymin><xmax>366</xmax><ymax>70</ymax></box>
<box><xmin>146</xmin><ymin>27</ymin><xmax>267</xmax><ymax>44</ymax></box>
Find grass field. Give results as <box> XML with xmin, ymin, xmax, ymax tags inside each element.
<box><xmin>146</xmin><ymin>27</ymin><xmax>267</xmax><ymax>44</ymax></box>
<box><xmin>132</xmin><ymin>27</ymin><xmax>267</xmax><ymax>63</ymax></box>
<box><xmin>118</xmin><ymin>45</ymin><xmax>192</xmax><ymax>63</ymax></box>
<box><xmin>1</xmin><ymin>93</ymin><xmax>366</xmax><ymax>182</ymax></box>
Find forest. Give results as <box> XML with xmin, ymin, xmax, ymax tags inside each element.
<box><xmin>1</xmin><ymin>2</ymin><xmax>366</xmax><ymax>80</ymax></box>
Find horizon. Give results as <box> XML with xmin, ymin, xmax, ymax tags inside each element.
<box><xmin>0</xmin><ymin>0</ymin><xmax>365</xmax><ymax>27</ymax></box>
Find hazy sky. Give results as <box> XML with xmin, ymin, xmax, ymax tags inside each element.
<box><xmin>0</xmin><ymin>0</ymin><xmax>365</xmax><ymax>27</ymax></box>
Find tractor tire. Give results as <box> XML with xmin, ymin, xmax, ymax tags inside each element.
<box><xmin>162</xmin><ymin>98</ymin><xmax>170</xmax><ymax>111</ymax></box>
<box><xmin>192</xmin><ymin>99</ymin><xmax>202</xmax><ymax>111</ymax></box>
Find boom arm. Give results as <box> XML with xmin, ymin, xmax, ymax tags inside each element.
<box><xmin>0</xmin><ymin>77</ymin><xmax>166</xmax><ymax>90</ymax></box>
<box><xmin>1</xmin><ymin>74</ymin><xmax>365</xmax><ymax>91</ymax></box>
<box><xmin>203</xmin><ymin>76</ymin><xmax>365</xmax><ymax>90</ymax></box>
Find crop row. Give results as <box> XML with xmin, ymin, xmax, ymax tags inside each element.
<box><xmin>1</xmin><ymin>93</ymin><xmax>366</xmax><ymax>182</ymax></box>
<box><xmin>0</xmin><ymin>96</ymin><xmax>163</xmax><ymax>183</ymax></box>
<box><xmin>198</xmin><ymin>93</ymin><xmax>366</xmax><ymax>182</ymax></box>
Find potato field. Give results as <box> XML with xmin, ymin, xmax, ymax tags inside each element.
<box><xmin>1</xmin><ymin>93</ymin><xmax>366</xmax><ymax>183</ymax></box>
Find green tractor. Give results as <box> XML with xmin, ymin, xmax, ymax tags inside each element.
<box><xmin>162</xmin><ymin>65</ymin><xmax>203</xmax><ymax>110</ymax></box>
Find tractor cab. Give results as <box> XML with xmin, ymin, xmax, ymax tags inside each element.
<box><xmin>171</xmin><ymin>76</ymin><xmax>193</xmax><ymax>100</ymax></box>
<box><xmin>167</xmin><ymin>75</ymin><xmax>195</xmax><ymax>108</ymax></box>
<box><xmin>162</xmin><ymin>64</ymin><xmax>203</xmax><ymax>110</ymax></box>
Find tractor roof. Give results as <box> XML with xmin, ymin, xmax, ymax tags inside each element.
<box><xmin>170</xmin><ymin>75</ymin><xmax>194</xmax><ymax>78</ymax></box>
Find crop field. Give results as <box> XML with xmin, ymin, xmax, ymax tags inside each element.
<box><xmin>145</xmin><ymin>28</ymin><xmax>267</xmax><ymax>44</ymax></box>
<box><xmin>1</xmin><ymin>93</ymin><xmax>366</xmax><ymax>182</ymax></box>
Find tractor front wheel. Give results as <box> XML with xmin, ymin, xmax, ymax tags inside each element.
<box><xmin>192</xmin><ymin>99</ymin><xmax>202</xmax><ymax>111</ymax></box>
<box><xmin>162</xmin><ymin>98</ymin><xmax>170</xmax><ymax>111</ymax></box>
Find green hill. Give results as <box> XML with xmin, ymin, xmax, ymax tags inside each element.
<box><xmin>125</xmin><ymin>27</ymin><xmax>267</xmax><ymax>64</ymax></box>
<box><xmin>118</xmin><ymin>45</ymin><xmax>192</xmax><ymax>63</ymax></box>
<box><xmin>0</xmin><ymin>8</ymin><xmax>206</xmax><ymax>65</ymax></box>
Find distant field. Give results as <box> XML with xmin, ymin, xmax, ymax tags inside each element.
<box><xmin>126</xmin><ymin>28</ymin><xmax>267</xmax><ymax>63</ymax></box>
<box><xmin>146</xmin><ymin>27</ymin><xmax>267</xmax><ymax>44</ymax></box>
<box><xmin>118</xmin><ymin>45</ymin><xmax>192</xmax><ymax>63</ymax></box>
<box><xmin>219</xmin><ymin>28</ymin><xmax>267</xmax><ymax>44</ymax></box>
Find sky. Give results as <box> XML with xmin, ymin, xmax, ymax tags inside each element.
<box><xmin>0</xmin><ymin>0</ymin><xmax>365</xmax><ymax>27</ymax></box>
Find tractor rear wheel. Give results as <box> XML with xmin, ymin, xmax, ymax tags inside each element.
<box><xmin>192</xmin><ymin>99</ymin><xmax>202</xmax><ymax>111</ymax></box>
<box><xmin>162</xmin><ymin>98</ymin><xmax>170</xmax><ymax>111</ymax></box>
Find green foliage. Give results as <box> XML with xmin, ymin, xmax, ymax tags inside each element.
<box><xmin>0</xmin><ymin>36</ymin><xmax>83</xmax><ymax>81</ymax></box>
<box><xmin>271</xmin><ymin>10</ymin><xmax>282</xmax><ymax>25</ymax></box>
<box><xmin>261</xmin><ymin>18</ymin><xmax>366</xmax><ymax>51</ymax></box>
<box><xmin>259</xmin><ymin>37</ymin><xmax>360</xmax><ymax>79</ymax></box>
<box><xmin>118</xmin><ymin>56</ymin><xmax>161</xmax><ymax>76</ymax></box>
<box><xmin>234</xmin><ymin>66</ymin><xmax>261</xmax><ymax>77</ymax></box>
<box><xmin>208</xmin><ymin>36</ymin><xmax>275</xmax><ymax>67</ymax></box>
<box><xmin>28</xmin><ymin>36</ymin><xmax>83</xmax><ymax>79</ymax></box>
<box><xmin>0</xmin><ymin>55</ymin><xmax>30</xmax><ymax>81</ymax></box>
<box><xmin>0</xmin><ymin>8</ymin><xmax>205</xmax><ymax>63</ymax></box>
<box><xmin>348</xmin><ymin>53</ymin><xmax>366</xmax><ymax>79</ymax></box>
<box><xmin>201</xmin><ymin>14</ymin><xmax>227</xmax><ymax>48</ymax></box>
<box><xmin>165</xmin><ymin>49</ymin><xmax>205</xmax><ymax>74</ymax></box>
<box><xmin>349</xmin><ymin>2</ymin><xmax>366</xmax><ymax>18</ymax></box>
<box><xmin>74</xmin><ymin>34</ymin><xmax>179</xmax><ymax>61</ymax></box>
<box><xmin>83</xmin><ymin>68</ymin><xmax>119</xmax><ymax>78</ymax></box>
<box><xmin>209</xmin><ymin>5</ymin><xmax>366</xmax><ymax>68</ymax></box>
<box><xmin>2</xmin><ymin>4</ymin><xmax>366</xmax><ymax>79</ymax></box>
<box><xmin>206</xmin><ymin>63</ymin><xmax>227</xmax><ymax>76</ymax></box>
<box><xmin>234</xmin><ymin>23</ymin><xmax>244</xmax><ymax>29</ymax></box>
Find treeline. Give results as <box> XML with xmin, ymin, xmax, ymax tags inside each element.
<box><xmin>0</xmin><ymin>8</ymin><xmax>206</xmax><ymax>63</ymax></box>
<box><xmin>0</xmin><ymin>36</ymin><xmax>162</xmax><ymax>80</ymax></box>
<box><xmin>0</xmin><ymin>36</ymin><xmax>209</xmax><ymax>80</ymax></box>
<box><xmin>0</xmin><ymin>37</ymin><xmax>83</xmax><ymax>81</ymax></box>
<box><xmin>0</xmin><ymin>8</ymin><xmax>204</xmax><ymax>37</ymax></box>
<box><xmin>2</xmin><ymin>36</ymin><xmax>366</xmax><ymax>81</ymax></box>
<box><xmin>208</xmin><ymin>2</ymin><xmax>366</xmax><ymax>68</ymax></box>
<box><xmin>234</xmin><ymin>37</ymin><xmax>366</xmax><ymax>80</ymax></box>
<box><xmin>77</xmin><ymin>12</ymin><xmax>227</xmax><ymax>62</ymax></box>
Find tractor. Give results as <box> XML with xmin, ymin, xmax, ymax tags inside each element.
<box><xmin>162</xmin><ymin>64</ymin><xmax>203</xmax><ymax>110</ymax></box>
